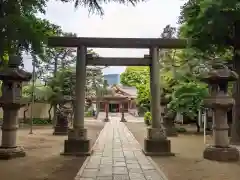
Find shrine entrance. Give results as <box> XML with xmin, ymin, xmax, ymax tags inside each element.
<box><xmin>109</xmin><ymin>104</ymin><xmax>119</xmax><ymax>112</ymax></box>
<box><xmin>48</xmin><ymin>36</ymin><xmax>186</xmax><ymax>156</ymax></box>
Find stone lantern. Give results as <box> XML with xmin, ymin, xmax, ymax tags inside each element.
<box><xmin>161</xmin><ymin>94</ymin><xmax>178</xmax><ymax>137</ymax></box>
<box><xmin>200</xmin><ymin>63</ymin><xmax>239</xmax><ymax>161</ymax></box>
<box><xmin>0</xmin><ymin>56</ymin><xmax>32</xmax><ymax>159</ymax></box>
<box><xmin>53</xmin><ymin>96</ymin><xmax>72</xmax><ymax>135</ymax></box>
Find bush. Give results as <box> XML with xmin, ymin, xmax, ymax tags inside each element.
<box><xmin>1</xmin><ymin>118</ymin><xmax>52</xmax><ymax>125</ymax></box>
<box><xmin>176</xmin><ymin>127</ymin><xmax>187</xmax><ymax>133</ymax></box>
<box><xmin>168</xmin><ymin>82</ymin><xmax>208</xmax><ymax>119</ymax></box>
<box><xmin>32</xmin><ymin>118</ymin><xmax>52</xmax><ymax>125</ymax></box>
<box><xmin>144</xmin><ymin>111</ymin><xmax>152</xmax><ymax>126</ymax></box>
<box><xmin>84</xmin><ymin>111</ymin><xmax>93</xmax><ymax>117</ymax></box>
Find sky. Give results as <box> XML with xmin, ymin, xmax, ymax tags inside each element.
<box><xmin>23</xmin><ymin>0</ymin><xmax>186</xmax><ymax>75</ymax></box>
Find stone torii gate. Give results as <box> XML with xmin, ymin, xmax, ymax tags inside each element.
<box><xmin>48</xmin><ymin>37</ymin><xmax>186</xmax><ymax>156</ymax></box>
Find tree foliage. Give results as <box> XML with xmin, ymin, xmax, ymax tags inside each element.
<box><xmin>179</xmin><ymin>0</ymin><xmax>240</xmax><ymax>53</ymax></box>
<box><xmin>37</xmin><ymin>32</ymin><xmax>77</xmax><ymax>83</ymax></box>
<box><xmin>63</xmin><ymin>0</ymin><xmax>146</xmax><ymax>15</ymax></box>
<box><xmin>168</xmin><ymin>82</ymin><xmax>208</xmax><ymax>119</ymax></box>
<box><xmin>0</xmin><ymin>0</ymin><xmax>61</xmax><ymax>61</ymax></box>
<box><xmin>120</xmin><ymin>24</ymin><xmax>210</xmax><ymax>120</ymax></box>
<box><xmin>120</xmin><ymin>67</ymin><xmax>149</xmax><ymax>87</ymax></box>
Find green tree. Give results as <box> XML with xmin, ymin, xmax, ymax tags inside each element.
<box><xmin>120</xmin><ymin>67</ymin><xmax>149</xmax><ymax>87</ymax></box>
<box><xmin>168</xmin><ymin>82</ymin><xmax>208</xmax><ymax>132</ymax></box>
<box><xmin>64</xmin><ymin>0</ymin><xmax>146</xmax><ymax>15</ymax></box>
<box><xmin>179</xmin><ymin>0</ymin><xmax>240</xmax><ymax>143</ymax></box>
<box><xmin>0</xmin><ymin>0</ymin><xmax>61</xmax><ymax>62</ymax></box>
<box><xmin>37</xmin><ymin>32</ymin><xmax>77</xmax><ymax>83</ymax></box>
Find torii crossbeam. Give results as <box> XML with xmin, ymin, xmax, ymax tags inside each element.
<box><xmin>48</xmin><ymin>36</ymin><xmax>187</xmax><ymax>49</ymax></box>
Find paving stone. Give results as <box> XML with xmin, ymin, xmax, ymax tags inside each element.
<box><xmin>126</xmin><ymin>163</ymin><xmax>141</xmax><ymax>169</ymax></box>
<box><xmin>113</xmin><ymin>175</ymin><xmax>130</xmax><ymax>180</ymax></box>
<box><xmin>82</xmin><ymin>169</ymin><xmax>98</xmax><ymax>178</ymax></box>
<box><xmin>141</xmin><ymin>165</ymin><xmax>155</xmax><ymax>170</ymax></box>
<box><xmin>97</xmin><ymin>176</ymin><xmax>113</xmax><ymax>180</ymax></box>
<box><xmin>74</xmin><ymin>115</ymin><xmax>167</xmax><ymax>180</ymax></box>
<box><xmin>100</xmin><ymin>164</ymin><xmax>112</xmax><ymax>169</ymax></box>
<box><xmin>101</xmin><ymin>158</ymin><xmax>113</xmax><ymax>164</ymax></box>
<box><xmin>114</xmin><ymin>152</ymin><xmax>124</xmax><ymax>155</ymax></box>
<box><xmin>126</xmin><ymin>160</ymin><xmax>138</xmax><ymax>164</ymax></box>
<box><xmin>85</xmin><ymin>163</ymin><xmax>100</xmax><ymax>169</ymax></box>
<box><xmin>98</xmin><ymin>170</ymin><xmax>112</xmax><ymax>176</ymax></box>
<box><xmin>139</xmin><ymin>161</ymin><xmax>151</xmax><ymax>165</ymax></box>
<box><xmin>129</xmin><ymin>173</ymin><xmax>146</xmax><ymax>180</ymax></box>
<box><xmin>144</xmin><ymin>170</ymin><xmax>164</xmax><ymax>180</ymax></box>
<box><xmin>113</xmin><ymin>161</ymin><xmax>126</xmax><ymax>167</ymax></box>
<box><xmin>128</xmin><ymin>168</ymin><xmax>143</xmax><ymax>173</ymax></box>
<box><xmin>113</xmin><ymin>157</ymin><xmax>125</xmax><ymax>162</ymax></box>
<box><xmin>113</xmin><ymin>167</ymin><xmax>128</xmax><ymax>174</ymax></box>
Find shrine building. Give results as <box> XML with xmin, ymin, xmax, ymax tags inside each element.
<box><xmin>92</xmin><ymin>85</ymin><xmax>137</xmax><ymax>114</ymax></box>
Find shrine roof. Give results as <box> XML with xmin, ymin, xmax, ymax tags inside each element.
<box><xmin>111</xmin><ymin>85</ymin><xmax>137</xmax><ymax>98</ymax></box>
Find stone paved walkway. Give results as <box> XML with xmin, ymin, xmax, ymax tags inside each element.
<box><xmin>75</xmin><ymin>115</ymin><xmax>167</xmax><ymax>180</ymax></box>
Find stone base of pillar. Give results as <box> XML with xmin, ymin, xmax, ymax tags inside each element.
<box><xmin>203</xmin><ymin>145</ymin><xmax>239</xmax><ymax>162</ymax></box>
<box><xmin>53</xmin><ymin>126</ymin><xmax>68</xmax><ymax>135</ymax></box>
<box><xmin>0</xmin><ymin>146</ymin><xmax>26</xmax><ymax>160</ymax></box>
<box><xmin>62</xmin><ymin>139</ymin><xmax>91</xmax><ymax>156</ymax></box>
<box><xmin>61</xmin><ymin>128</ymin><xmax>91</xmax><ymax>156</ymax></box>
<box><xmin>143</xmin><ymin>127</ymin><xmax>174</xmax><ymax>156</ymax></box>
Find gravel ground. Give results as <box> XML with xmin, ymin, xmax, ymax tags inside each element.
<box><xmin>0</xmin><ymin>121</ymin><xmax>105</xmax><ymax>180</ymax></box>
<box><xmin>125</xmin><ymin>122</ymin><xmax>240</xmax><ymax>180</ymax></box>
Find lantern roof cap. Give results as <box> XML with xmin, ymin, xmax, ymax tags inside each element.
<box><xmin>200</xmin><ymin>63</ymin><xmax>238</xmax><ymax>83</ymax></box>
<box><xmin>0</xmin><ymin>56</ymin><xmax>32</xmax><ymax>81</ymax></box>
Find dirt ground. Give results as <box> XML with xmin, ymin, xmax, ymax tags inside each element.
<box><xmin>0</xmin><ymin>121</ymin><xmax>105</xmax><ymax>180</ymax></box>
<box><xmin>125</xmin><ymin>122</ymin><xmax>240</xmax><ymax>180</ymax></box>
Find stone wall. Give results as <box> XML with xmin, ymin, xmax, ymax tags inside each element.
<box><xmin>0</xmin><ymin>103</ymin><xmax>53</xmax><ymax>119</ymax></box>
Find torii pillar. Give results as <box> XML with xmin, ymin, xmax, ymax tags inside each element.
<box><xmin>62</xmin><ymin>46</ymin><xmax>90</xmax><ymax>156</ymax></box>
<box><xmin>143</xmin><ymin>47</ymin><xmax>174</xmax><ymax>156</ymax></box>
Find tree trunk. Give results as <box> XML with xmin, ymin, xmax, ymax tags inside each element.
<box><xmin>230</xmin><ymin>50</ymin><xmax>240</xmax><ymax>144</ymax></box>
<box><xmin>95</xmin><ymin>88</ymin><xmax>101</xmax><ymax>119</ymax></box>
<box><xmin>196</xmin><ymin>120</ymin><xmax>200</xmax><ymax>132</ymax></box>
<box><xmin>23</xmin><ymin>104</ymin><xmax>30</xmax><ymax>124</ymax></box>
<box><xmin>52</xmin><ymin>56</ymin><xmax>58</xmax><ymax>127</ymax></box>
<box><xmin>48</xmin><ymin>104</ymin><xmax>53</xmax><ymax>122</ymax></box>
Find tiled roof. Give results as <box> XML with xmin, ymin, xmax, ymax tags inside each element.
<box><xmin>112</xmin><ymin>85</ymin><xmax>137</xmax><ymax>98</ymax></box>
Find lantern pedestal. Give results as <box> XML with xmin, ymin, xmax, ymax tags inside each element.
<box><xmin>203</xmin><ymin>146</ymin><xmax>239</xmax><ymax>162</ymax></box>
<box><xmin>0</xmin><ymin>146</ymin><xmax>26</xmax><ymax>160</ymax></box>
